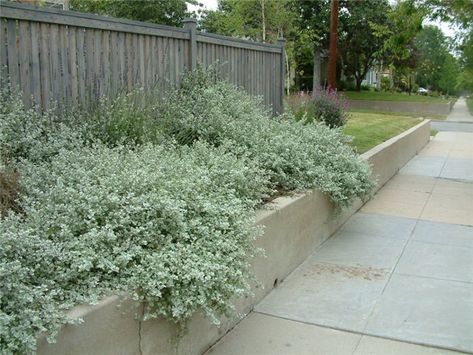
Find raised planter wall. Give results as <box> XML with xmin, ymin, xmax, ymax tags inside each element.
<box><xmin>37</xmin><ymin>120</ymin><xmax>431</xmax><ymax>355</ymax></box>
<box><xmin>347</xmin><ymin>99</ymin><xmax>452</xmax><ymax>115</ymax></box>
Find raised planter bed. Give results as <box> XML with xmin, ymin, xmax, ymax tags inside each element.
<box><xmin>347</xmin><ymin>99</ymin><xmax>452</xmax><ymax>115</ymax></box>
<box><xmin>37</xmin><ymin>120</ymin><xmax>431</xmax><ymax>355</ymax></box>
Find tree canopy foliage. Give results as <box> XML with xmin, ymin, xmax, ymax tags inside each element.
<box><xmin>198</xmin><ymin>0</ymin><xmax>473</xmax><ymax>95</ymax></box>
<box><xmin>338</xmin><ymin>0</ymin><xmax>391</xmax><ymax>91</ymax></box>
<box><xmin>69</xmin><ymin>0</ymin><xmax>193</xmax><ymax>27</ymax></box>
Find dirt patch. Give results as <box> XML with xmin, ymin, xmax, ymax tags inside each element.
<box><xmin>303</xmin><ymin>263</ymin><xmax>387</xmax><ymax>281</ymax></box>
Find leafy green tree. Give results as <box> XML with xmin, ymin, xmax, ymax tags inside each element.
<box><xmin>200</xmin><ymin>0</ymin><xmax>293</xmax><ymax>42</ymax></box>
<box><xmin>290</xmin><ymin>0</ymin><xmax>331</xmax><ymax>91</ymax></box>
<box><xmin>415</xmin><ymin>25</ymin><xmax>450</xmax><ymax>91</ymax></box>
<box><xmin>422</xmin><ymin>0</ymin><xmax>473</xmax><ymax>31</ymax></box>
<box><xmin>70</xmin><ymin>0</ymin><xmax>194</xmax><ymax>27</ymax></box>
<box><xmin>422</xmin><ymin>0</ymin><xmax>472</xmax><ymax>93</ymax></box>
<box><xmin>456</xmin><ymin>32</ymin><xmax>473</xmax><ymax>92</ymax></box>
<box><xmin>200</xmin><ymin>0</ymin><xmax>295</xmax><ymax>93</ymax></box>
<box><xmin>383</xmin><ymin>0</ymin><xmax>425</xmax><ymax>93</ymax></box>
<box><xmin>338</xmin><ymin>0</ymin><xmax>391</xmax><ymax>91</ymax></box>
<box><xmin>439</xmin><ymin>53</ymin><xmax>460</xmax><ymax>95</ymax></box>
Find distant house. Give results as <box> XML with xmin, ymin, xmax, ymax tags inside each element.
<box><xmin>361</xmin><ymin>65</ymin><xmax>391</xmax><ymax>89</ymax></box>
<box><xmin>361</xmin><ymin>67</ymin><xmax>378</xmax><ymax>87</ymax></box>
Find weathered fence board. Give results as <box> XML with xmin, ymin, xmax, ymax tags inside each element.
<box><xmin>0</xmin><ymin>2</ymin><xmax>284</xmax><ymax>115</ymax></box>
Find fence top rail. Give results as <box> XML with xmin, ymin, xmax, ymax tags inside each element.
<box><xmin>0</xmin><ymin>1</ymin><xmax>189</xmax><ymax>39</ymax></box>
<box><xmin>197</xmin><ymin>32</ymin><xmax>283</xmax><ymax>54</ymax></box>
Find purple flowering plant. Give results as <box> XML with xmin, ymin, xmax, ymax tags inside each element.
<box><xmin>289</xmin><ymin>88</ymin><xmax>351</xmax><ymax>128</ymax></box>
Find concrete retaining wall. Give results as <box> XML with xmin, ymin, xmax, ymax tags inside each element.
<box><xmin>347</xmin><ymin>99</ymin><xmax>452</xmax><ymax>115</ymax></box>
<box><xmin>37</xmin><ymin>120</ymin><xmax>431</xmax><ymax>355</ymax></box>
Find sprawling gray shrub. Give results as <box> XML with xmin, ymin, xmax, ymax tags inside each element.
<box><xmin>1</xmin><ymin>141</ymin><xmax>269</xmax><ymax>354</ymax></box>
<box><xmin>0</xmin><ymin>85</ymin><xmax>85</xmax><ymax>164</ymax></box>
<box><xmin>155</xmin><ymin>73</ymin><xmax>374</xmax><ymax>207</ymax></box>
<box><xmin>0</xmin><ymin>69</ymin><xmax>374</xmax><ymax>354</ymax></box>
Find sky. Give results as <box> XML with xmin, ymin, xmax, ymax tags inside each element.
<box><xmin>188</xmin><ymin>0</ymin><xmax>458</xmax><ymax>39</ymax></box>
<box><xmin>187</xmin><ymin>0</ymin><xmax>218</xmax><ymax>15</ymax></box>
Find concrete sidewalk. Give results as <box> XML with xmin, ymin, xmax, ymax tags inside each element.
<box><xmin>432</xmin><ymin>98</ymin><xmax>473</xmax><ymax>133</ymax></box>
<box><xmin>206</xmin><ymin>130</ymin><xmax>473</xmax><ymax>355</ymax></box>
<box><xmin>447</xmin><ymin>98</ymin><xmax>473</xmax><ymax>123</ymax></box>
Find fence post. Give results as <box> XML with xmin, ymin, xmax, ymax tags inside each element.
<box><xmin>277</xmin><ymin>37</ymin><xmax>286</xmax><ymax>114</ymax></box>
<box><xmin>183</xmin><ymin>18</ymin><xmax>197</xmax><ymax>71</ymax></box>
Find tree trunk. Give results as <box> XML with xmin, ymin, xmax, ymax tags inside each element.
<box><xmin>355</xmin><ymin>76</ymin><xmax>362</xmax><ymax>91</ymax></box>
<box><xmin>312</xmin><ymin>48</ymin><xmax>321</xmax><ymax>94</ymax></box>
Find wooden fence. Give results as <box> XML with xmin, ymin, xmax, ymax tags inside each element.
<box><xmin>0</xmin><ymin>2</ymin><xmax>285</xmax><ymax>115</ymax></box>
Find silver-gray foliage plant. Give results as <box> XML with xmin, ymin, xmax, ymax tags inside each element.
<box><xmin>0</xmin><ymin>69</ymin><xmax>374</xmax><ymax>354</ymax></box>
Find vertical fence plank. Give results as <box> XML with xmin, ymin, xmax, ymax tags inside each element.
<box><xmin>138</xmin><ymin>34</ymin><xmax>145</xmax><ymax>87</ymax></box>
<box><xmin>259</xmin><ymin>51</ymin><xmax>264</xmax><ymax>105</ymax></box>
<box><xmin>163</xmin><ymin>37</ymin><xmax>170</xmax><ymax>91</ymax></box>
<box><xmin>125</xmin><ymin>32</ymin><xmax>132</xmax><ymax>91</ymax></box>
<box><xmin>174</xmin><ymin>38</ymin><xmax>180</xmax><ymax>86</ymax></box>
<box><xmin>266</xmin><ymin>52</ymin><xmax>270</xmax><ymax>109</ymax></box>
<box><xmin>49</xmin><ymin>24</ymin><xmax>61</xmax><ymax>107</ymax></box>
<box><xmin>17</xmin><ymin>22</ymin><xmax>33</xmax><ymax>108</ymax></box>
<box><xmin>117</xmin><ymin>31</ymin><xmax>125</xmax><ymax>92</ymax></box>
<box><xmin>226</xmin><ymin>46</ymin><xmax>231</xmax><ymax>82</ymax></box>
<box><xmin>84</xmin><ymin>28</ymin><xmax>94</xmax><ymax>105</ymax></box>
<box><xmin>251</xmin><ymin>50</ymin><xmax>255</xmax><ymax>95</ymax></box>
<box><xmin>7</xmin><ymin>20</ymin><xmax>19</xmax><ymax>89</ymax></box>
<box><xmin>197</xmin><ymin>42</ymin><xmax>202</xmax><ymax>66</ymax></box>
<box><xmin>167</xmin><ymin>38</ymin><xmax>174</xmax><ymax>87</ymax></box>
<box><xmin>204</xmin><ymin>42</ymin><xmax>207</xmax><ymax>68</ymax></box>
<box><xmin>271</xmin><ymin>52</ymin><xmax>275</xmax><ymax>113</ymax></box>
<box><xmin>39</xmin><ymin>23</ymin><xmax>50</xmax><ymax>110</ymax></box>
<box><xmin>0</xmin><ymin>19</ymin><xmax>7</xmax><ymax>70</ymax></box>
<box><xmin>176</xmin><ymin>39</ymin><xmax>182</xmax><ymax>85</ymax></box>
<box><xmin>110</xmin><ymin>31</ymin><xmax>118</xmax><ymax>97</ymax></box>
<box><xmin>174</xmin><ymin>38</ymin><xmax>179</xmax><ymax>87</ymax></box>
<box><xmin>156</xmin><ymin>36</ymin><xmax>163</xmax><ymax>90</ymax></box>
<box><xmin>131</xmin><ymin>34</ymin><xmax>138</xmax><ymax>87</ymax></box>
<box><xmin>144</xmin><ymin>35</ymin><xmax>151</xmax><ymax>89</ymax></box>
<box><xmin>102</xmin><ymin>30</ymin><xmax>110</xmax><ymax>98</ymax></box>
<box><xmin>68</xmin><ymin>26</ymin><xmax>78</xmax><ymax>107</ymax></box>
<box><xmin>59</xmin><ymin>25</ymin><xmax>70</xmax><ymax>107</ymax></box>
<box><xmin>182</xmin><ymin>38</ymin><xmax>188</xmax><ymax>75</ymax></box>
<box><xmin>151</xmin><ymin>36</ymin><xmax>158</xmax><ymax>87</ymax></box>
<box><xmin>30</xmin><ymin>22</ymin><xmax>41</xmax><ymax>108</ymax></box>
<box><xmin>93</xmin><ymin>29</ymin><xmax>102</xmax><ymax>99</ymax></box>
<box><xmin>18</xmin><ymin>21</ymin><xmax>31</xmax><ymax>107</ymax></box>
<box><xmin>76</xmin><ymin>28</ymin><xmax>86</xmax><ymax>107</ymax></box>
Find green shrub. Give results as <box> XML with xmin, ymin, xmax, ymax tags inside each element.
<box><xmin>380</xmin><ymin>77</ymin><xmax>391</xmax><ymax>92</ymax></box>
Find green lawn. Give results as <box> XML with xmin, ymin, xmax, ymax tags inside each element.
<box><xmin>467</xmin><ymin>97</ymin><xmax>473</xmax><ymax>115</ymax></box>
<box><xmin>343</xmin><ymin>91</ymin><xmax>450</xmax><ymax>103</ymax></box>
<box><xmin>344</xmin><ymin>111</ymin><xmax>423</xmax><ymax>153</ymax></box>
<box><xmin>349</xmin><ymin>108</ymin><xmax>447</xmax><ymax>120</ymax></box>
